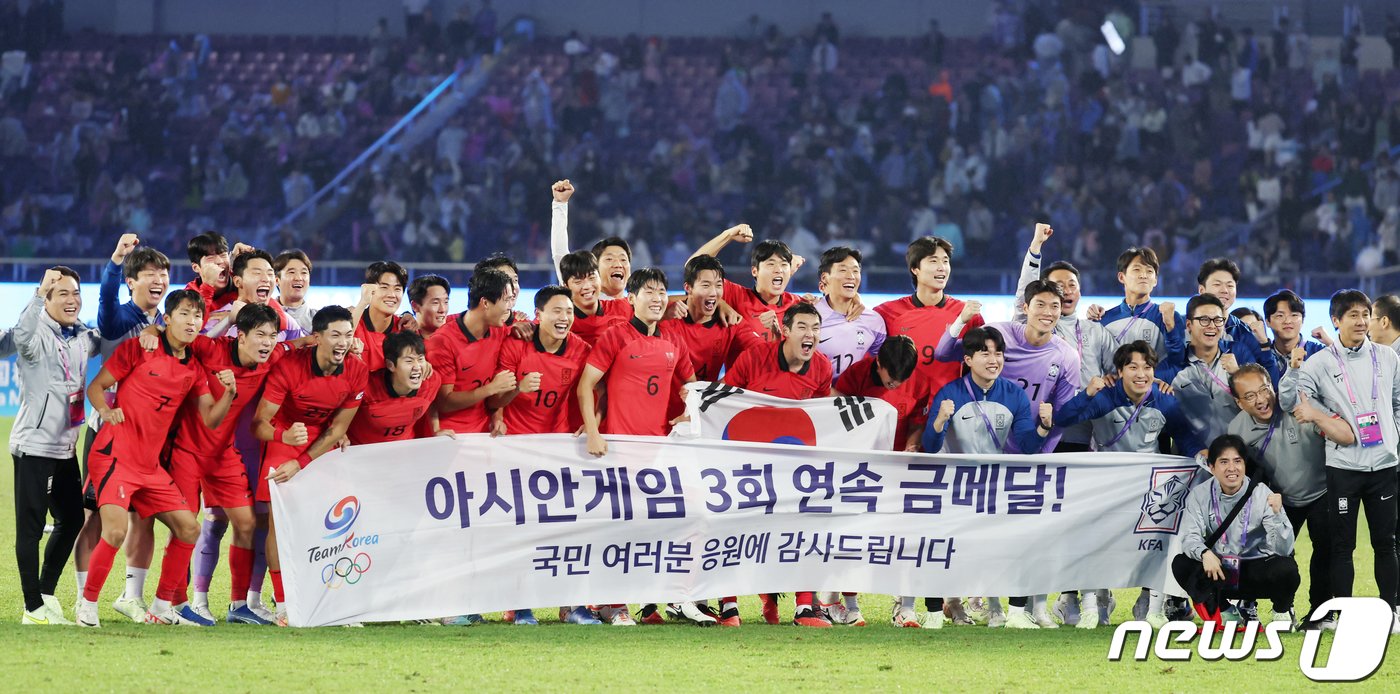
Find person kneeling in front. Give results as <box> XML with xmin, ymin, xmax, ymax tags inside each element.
<box><xmin>1172</xmin><ymin>434</ymin><xmax>1300</xmax><ymax>629</ymax></box>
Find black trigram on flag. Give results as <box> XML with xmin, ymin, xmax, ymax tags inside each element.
<box><xmin>834</xmin><ymin>396</ymin><xmax>876</xmax><ymax>432</ymax></box>
<box><xmin>696</xmin><ymin>382</ymin><xmax>742</xmax><ymax>413</ymax></box>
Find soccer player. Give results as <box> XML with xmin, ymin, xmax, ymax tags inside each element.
<box><xmin>408</xmin><ymin>275</ymin><xmax>452</xmax><ymax>338</ymax></box>
<box><xmin>475</xmin><ymin>255</ymin><xmax>535</xmax><ymax>339</ymax></box>
<box><xmin>273</xmin><ymin>249</ymin><xmax>317</xmax><ymax>335</ymax></box>
<box><xmin>12</xmin><ymin>268</ymin><xmax>101</xmax><ymax>625</ymax></box>
<box><xmin>347</xmin><ymin>331</ymin><xmax>447</xmax><ymax>444</ymax></box>
<box><xmin>78</xmin><ymin>289</ymin><xmax>233</xmax><ymax>627</ymax></box>
<box><xmin>594</xmin><ymin>237</ymin><xmax>633</xmax><ymax>301</ymax></box>
<box><xmin>577</xmin><ymin>268</ymin><xmax>696</xmax><ymax>627</ymax></box>
<box><xmin>697</xmin><ymin>231</ymin><xmax>803</xmax><ymax>341</ymax></box>
<box><xmin>1264</xmin><ymin>289</ymin><xmax>1326</xmax><ymax>370</ymax></box>
<box><xmin>1169</xmin><ymin>294</ymin><xmax>1280</xmax><ymax>446</ymax></box>
<box><xmin>814</xmin><ymin>246</ymin><xmax>886</xmax><ymax>381</ymax></box>
<box><xmin>203</xmin><ymin>250</ymin><xmax>297</xmax><ymax>339</ymax></box>
<box><xmin>661</xmin><ymin>255</ymin><xmax>766</xmax><ymax>421</ymax></box>
<box><xmin>1088</xmin><ymin>247</ymin><xmax>1184</xmax><ymax>379</ymax></box>
<box><xmin>915</xmin><ymin>326</ymin><xmax>1053</xmax><ymax>630</ymax></box>
<box><xmin>1280</xmin><ymin>290</ymin><xmax>1400</xmax><ymax>631</ymax></box>
<box><xmin>185</xmin><ymin>231</ymin><xmax>253</xmax><ymax>312</ymax></box>
<box><xmin>875</xmin><ymin>236</ymin><xmax>984</xmax><ymax>403</ymax></box>
<box><xmin>559</xmin><ymin>250</ymin><xmax>633</xmax><ymax>345</ymax></box>
<box><xmin>352</xmin><ymin>260</ymin><xmax>408</xmax><ymax>371</ymax></box>
<box><xmin>428</xmin><ymin>269</ymin><xmax>518</xmax><ymax>436</ymax></box>
<box><xmin>494</xmin><ymin>285</ymin><xmax>592</xmax><ymax>437</ymax></box>
<box><xmin>252</xmin><ymin>306</ymin><xmax>369</xmax><ymax>626</ymax></box>
<box><xmin>1229</xmin><ymin>362</ymin><xmax>1350</xmax><ymax>629</ymax></box>
<box><xmin>1371</xmin><ymin>294</ymin><xmax>1400</xmax><ymax>353</ymax></box>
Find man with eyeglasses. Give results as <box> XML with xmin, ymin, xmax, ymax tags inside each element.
<box><xmin>1228</xmin><ymin>362</ymin><xmax>1351</xmax><ymax>629</ymax></box>
<box><xmin>1170</xmin><ymin>294</ymin><xmax>1280</xmax><ymax>446</ymax></box>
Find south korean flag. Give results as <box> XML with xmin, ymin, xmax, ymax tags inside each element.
<box><xmin>671</xmin><ymin>381</ymin><xmax>898</xmax><ymax>451</ymax></box>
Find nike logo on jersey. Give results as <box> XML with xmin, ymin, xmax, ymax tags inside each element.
<box><xmin>629</xmin><ymin>355</ymin><xmax>645</xmax><ymax>359</ymax></box>
<box><xmin>819</xmin><ymin>337</ymin><xmax>832</xmax><ymax>343</ymax></box>
<box><xmin>960</xmin><ymin>414</ymin><xmax>974</xmax><ymax>420</ymax></box>
<box><xmin>761</xmin><ymin>387</ymin><xmax>777</xmax><ymax>393</ymax></box>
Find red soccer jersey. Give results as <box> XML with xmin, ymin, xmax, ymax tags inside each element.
<box><xmin>354</xmin><ymin>309</ymin><xmax>403</xmax><ymax>372</ymax></box>
<box><xmin>175</xmin><ymin>335</ymin><xmax>291</xmax><ymax>453</ymax></box>
<box><xmin>499</xmin><ymin>333</ymin><xmax>592</xmax><ymax>435</ymax></box>
<box><xmin>262</xmin><ymin>348</ymin><xmax>368</xmax><ymax>436</ymax></box>
<box><xmin>724</xmin><ymin>341</ymin><xmax>833</xmax><ymax>400</ymax></box>
<box><xmin>426</xmin><ymin>312</ymin><xmax>506</xmax><ymax>434</ymax></box>
<box><xmin>722</xmin><ymin>279</ymin><xmax>800</xmax><ymax>341</ymax></box>
<box><xmin>570</xmin><ymin>299</ymin><xmax>633</xmax><ymax>345</ymax></box>
<box><xmin>661</xmin><ymin>314</ymin><xmax>766</xmax><ymax>383</ymax></box>
<box><xmin>874</xmin><ymin>294</ymin><xmax>983</xmax><ymax>397</ymax></box>
<box><xmin>92</xmin><ymin>339</ymin><xmax>203</xmax><ymax>472</ymax></box>
<box><xmin>347</xmin><ymin>369</ymin><xmax>443</xmax><ymax>444</ymax></box>
<box><xmin>834</xmin><ymin>355</ymin><xmax>931</xmax><ymax>450</ymax></box>
<box><xmin>587</xmin><ymin>319</ymin><xmax>695</xmax><ymax>436</ymax></box>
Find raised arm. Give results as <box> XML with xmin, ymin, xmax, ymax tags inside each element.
<box><xmin>934</xmin><ymin>302</ymin><xmax>983</xmax><ymax>363</ymax></box>
<box><xmin>688</xmin><ymin>223</ymin><xmax>753</xmax><ymax>263</ymax></box>
<box><xmin>1013</xmin><ymin>223</ymin><xmax>1053</xmax><ymax>322</ymax></box>
<box><xmin>550</xmin><ymin>180</ymin><xmax>574</xmax><ymax>283</ymax></box>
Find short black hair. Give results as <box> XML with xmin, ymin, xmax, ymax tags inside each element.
<box><xmin>1021</xmin><ymin>279</ymin><xmax>1064</xmax><ymax>307</ymax></box>
<box><xmin>1197</xmin><ymin>258</ymin><xmax>1241</xmax><ymax>287</ymax></box>
<box><xmin>468</xmin><ymin>269</ymin><xmax>511</xmax><ymax>308</ymax></box>
<box><xmin>1329</xmin><ymin>289</ymin><xmax>1372</xmax><ymax>321</ymax></box>
<box><xmin>232</xmin><ymin>249</ymin><xmax>274</xmax><ymax>278</ymax></box>
<box><xmin>904</xmin><ymin>237</ymin><xmax>955</xmax><ymax>287</ymax></box>
<box><xmin>1230</xmin><ymin>306</ymin><xmax>1262</xmax><ymax>322</ymax></box>
<box><xmin>1186</xmin><ymin>293</ymin><xmax>1225</xmax><ymax>319</ymax></box>
<box><xmin>313</xmin><ymin>305</ymin><xmax>354</xmax><ymax>333</ymax></box>
<box><xmin>1264</xmin><ymin>289</ymin><xmax>1305</xmax><ymax>318</ymax></box>
<box><xmin>684</xmin><ymin>254</ymin><xmax>725</xmax><ymax>287</ymax></box>
<box><xmin>751</xmin><ymin>239</ymin><xmax>794</xmax><ymax>268</ymax></box>
<box><xmin>1227</xmin><ymin>362</ymin><xmax>1271</xmax><ymax>396</ymax></box>
<box><xmin>474</xmin><ymin>254</ymin><xmax>518</xmax><ymax>277</ymax></box>
<box><xmin>591</xmin><ymin>236</ymin><xmax>632</xmax><ymax>261</ymax></box>
<box><xmin>626</xmin><ymin>267</ymin><xmax>668</xmax><ymax>294</ymax></box>
<box><xmin>818</xmin><ymin>246</ymin><xmax>861</xmax><ymax>277</ymax></box>
<box><xmin>558</xmin><ymin>250</ymin><xmax>599</xmax><ymax>282</ymax></box>
<box><xmin>1116</xmin><ymin>247</ymin><xmax>1160</xmax><ymax>274</ymax></box>
<box><xmin>877</xmin><ymin>335</ymin><xmax>917</xmax><ymax>382</ymax></box>
<box><xmin>235</xmin><ymin>303</ymin><xmax>280</xmax><ymax>335</ymax></box>
<box><xmin>164</xmin><ymin>288</ymin><xmax>206</xmax><ymax>316</ymax></box>
<box><xmin>383</xmin><ymin>331</ymin><xmax>427</xmax><ymax>364</ymax></box>
<box><xmin>408</xmin><ymin>275</ymin><xmax>450</xmax><ymax>307</ymax></box>
<box><xmin>1375</xmin><ymin>294</ymin><xmax>1400</xmax><ymax>327</ymax></box>
<box><xmin>1041</xmin><ymin>260</ymin><xmax>1080</xmax><ymax>281</ymax></box>
<box><xmin>272</xmin><ymin>249</ymin><xmax>312</xmax><ymax>274</ymax></box>
<box><xmin>1113</xmin><ymin>340</ymin><xmax>1158</xmax><ymax>370</ymax></box>
<box><xmin>782</xmin><ymin>301</ymin><xmax>820</xmax><ymax>328</ymax></box>
<box><xmin>1207</xmin><ymin>433</ymin><xmax>1258</xmax><ymax>475</ymax></box>
<box><xmin>365</xmin><ymin>260</ymin><xmax>408</xmax><ymax>288</ymax></box>
<box><xmin>533</xmin><ymin>284</ymin><xmax>574</xmax><ymax>311</ymax></box>
<box><xmin>123</xmin><ymin>247</ymin><xmax>171</xmax><ymax>280</ymax></box>
<box><xmin>186</xmin><ymin>231</ymin><xmax>229</xmax><ymax>265</ymax></box>
<box><xmin>962</xmin><ymin>326</ymin><xmax>1005</xmax><ymax>359</ymax></box>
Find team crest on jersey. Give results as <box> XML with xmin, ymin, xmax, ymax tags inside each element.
<box><xmin>995</xmin><ymin>414</ymin><xmax>1007</xmax><ymax>428</ymax></box>
<box><xmin>1135</xmin><ymin>465</ymin><xmax>1197</xmax><ymax>534</ymax></box>
<box><xmin>856</xmin><ymin>331</ymin><xmax>867</xmax><ymax>346</ymax></box>
<box><xmin>1287</xmin><ymin>426</ymin><xmax>1299</xmax><ymax>443</ymax></box>
<box><xmin>1047</xmin><ymin>364</ymin><xmax>1060</xmax><ymax>380</ymax></box>
<box><xmin>560</xmin><ymin>367</ymin><xmax>574</xmax><ymax>384</ymax></box>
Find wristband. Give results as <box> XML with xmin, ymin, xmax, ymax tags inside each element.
<box><xmin>296</xmin><ymin>453</ymin><xmax>312</xmax><ymax>466</ymax></box>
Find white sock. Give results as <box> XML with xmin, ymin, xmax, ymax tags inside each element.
<box><xmin>193</xmin><ymin>591</ymin><xmax>209</xmax><ymax>608</ymax></box>
<box><xmin>899</xmin><ymin>595</ymin><xmax>916</xmax><ymax>609</ymax></box>
<box><xmin>722</xmin><ymin>600</ymin><xmax>738</xmax><ymax>612</ymax></box>
<box><xmin>248</xmin><ymin>591</ymin><xmax>264</xmax><ymax>608</ymax></box>
<box><xmin>149</xmin><ymin>597</ymin><xmax>171</xmax><ymax>614</ymax></box>
<box><xmin>124</xmin><ymin>567</ymin><xmax>148</xmax><ymax>600</ymax></box>
<box><xmin>75</xmin><ymin>571</ymin><xmax>88</xmax><ymax>595</ymax></box>
<box><xmin>231</xmin><ymin>599</ymin><xmax>247</xmax><ymax>610</ymax></box>
<box><xmin>844</xmin><ymin>594</ymin><xmax>859</xmax><ymax>610</ymax></box>
<box><xmin>80</xmin><ymin>598</ymin><xmax>97</xmax><ymax>609</ymax></box>
<box><xmin>1147</xmin><ymin>590</ymin><xmax>1165</xmax><ymax>615</ymax></box>
<box><xmin>1081</xmin><ymin>592</ymin><xmax>1099</xmax><ymax>614</ymax></box>
<box><xmin>988</xmin><ymin>596</ymin><xmax>1004</xmax><ymax>613</ymax></box>
<box><xmin>1009</xmin><ymin>604</ymin><xmax>1026</xmax><ymax>615</ymax></box>
<box><xmin>1032</xmin><ymin>594</ymin><xmax>1048</xmax><ymax>614</ymax></box>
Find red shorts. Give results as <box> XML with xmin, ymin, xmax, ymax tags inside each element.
<box><xmin>257</xmin><ymin>439</ymin><xmax>312</xmax><ymax>503</ymax></box>
<box><xmin>86</xmin><ymin>448</ymin><xmax>188</xmax><ymax>518</ymax></box>
<box><xmin>170</xmin><ymin>446</ymin><xmax>254</xmax><ymax>513</ymax></box>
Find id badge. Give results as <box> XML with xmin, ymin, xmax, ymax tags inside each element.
<box><xmin>1220</xmin><ymin>554</ymin><xmax>1241</xmax><ymax>591</ymax></box>
<box><xmin>67</xmin><ymin>391</ymin><xmax>85</xmax><ymax>428</ymax></box>
<box><xmin>1355</xmin><ymin>411</ymin><xmax>1384</xmax><ymax>448</ymax></box>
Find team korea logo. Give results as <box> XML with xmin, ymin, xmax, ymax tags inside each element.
<box><xmin>309</xmin><ymin>495</ymin><xmax>379</xmax><ymax>589</ymax></box>
<box><xmin>1135</xmin><ymin>466</ymin><xmax>1197</xmax><ymax>534</ymax></box>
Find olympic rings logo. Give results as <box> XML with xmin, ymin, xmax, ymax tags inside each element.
<box><xmin>322</xmin><ymin>552</ymin><xmax>372</xmax><ymax>589</ymax></box>
<box><xmin>323</xmin><ymin>496</ymin><xmax>360</xmax><ymax>540</ymax></box>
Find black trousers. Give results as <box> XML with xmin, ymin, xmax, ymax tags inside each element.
<box><xmin>1327</xmin><ymin>467</ymin><xmax>1399</xmax><ymax>607</ymax></box>
<box><xmin>1171</xmin><ymin>553</ymin><xmax>1299</xmax><ymax>614</ymax></box>
<box><xmin>1285</xmin><ymin>497</ymin><xmax>1332</xmax><ymax>614</ymax></box>
<box><xmin>13</xmin><ymin>454</ymin><xmax>85</xmax><ymax>612</ymax></box>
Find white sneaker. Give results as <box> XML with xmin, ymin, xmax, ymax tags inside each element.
<box><xmin>249</xmin><ymin>603</ymin><xmax>276</xmax><ymax>623</ymax></box>
<box><xmin>144</xmin><ymin>606</ymin><xmax>199</xmax><ymax>626</ymax></box>
<box><xmin>842</xmin><ymin>609</ymin><xmax>866</xmax><ymax>626</ymax></box>
<box><xmin>191</xmin><ymin>603</ymin><xmax>217</xmax><ymax>623</ymax></box>
<box><xmin>1272</xmin><ymin>609</ymin><xmax>1295</xmax><ymax>631</ymax></box>
<box><xmin>944</xmin><ymin>597</ymin><xmax>976</xmax><ymax>625</ymax></box>
<box><xmin>41</xmin><ymin>596</ymin><xmax>74</xmax><ymax>625</ymax></box>
<box><xmin>1131</xmin><ymin>588</ymin><xmax>1149</xmax><ymax>621</ymax></box>
<box><xmin>826</xmin><ymin>602</ymin><xmax>850</xmax><ymax>624</ymax></box>
<box><xmin>678</xmin><ymin>601</ymin><xmax>717</xmax><ymax>626</ymax></box>
<box><xmin>76</xmin><ymin>600</ymin><xmax>100</xmax><ymax>628</ymax></box>
<box><xmin>1005</xmin><ymin>609</ymin><xmax>1040</xmax><ymax>629</ymax></box>
<box><xmin>891</xmin><ymin>601</ymin><xmax>919</xmax><ymax>628</ymax></box>
<box><xmin>1145</xmin><ymin>611</ymin><xmax>1168</xmax><ymax>629</ymax></box>
<box><xmin>1032</xmin><ymin>608</ymin><xmax>1060</xmax><ymax>628</ymax></box>
<box><xmin>611</xmin><ymin>608</ymin><xmax>636</xmax><ymax>626</ymax></box>
<box><xmin>21</xmin><ymin>608</ymin><xmax>53</xmax><ymax>625</ymax></box>
<box><xmin>987</xmin><ymin>606</ymin><xmax>1007</xmax><ymax>628</ymax></box>
<box><xmin>965</xmin><ymin>597</ymin><xmax>989</xmax><ymax>621</ymax></box>
<box><xmin>1052</xmin><ymin>593</ymin><xmax>1080</xmax><ymax>626</ymax></box>
<box><xmin>919</xmin><ymin>611</ymin><xmax>946</xmax><ymax>629</ymax></box>
<box><xmin>113</xmin><ymin>595</ymin><xmax>148</xmax><ymax>623</ymax></box>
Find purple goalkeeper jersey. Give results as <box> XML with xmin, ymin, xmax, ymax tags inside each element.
<box><xmin>934</xmin><ymin>320</ymin><xmax>1082</xmax><ymax>452</ymax></box>
<box><xmin>816</xmin><ymin>296</ymin><xmax>887</xmax><ymax>383</ymax></box>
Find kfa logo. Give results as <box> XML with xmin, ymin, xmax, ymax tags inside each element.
<box><xmin>1135</xmin><ymin>465</ymin><xmax>1196</xmax><ymax>534</ymax></box>
<box><xmin>1108</xmin><ymin>598</ymin><xmax>1391</xmax><ymax>682</ymax></box>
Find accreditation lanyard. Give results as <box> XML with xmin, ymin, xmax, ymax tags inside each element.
<box><xmin>961</xmin><ymin>377</ymin><xmax>1004</xmax><ymax>449</ymax></box>
<box><xmin>1103</xmin><ymin>392</ymin><xmax>1152</xmax><ymax>448</ymax></box>
<box><xmin>1212</xmin><ymin>482</ymin><xmax>1254</xmax><ymax>550</ymax></box>
<box><xmin>1257</xmin><ymin>417</ymin><xmax>1278</xmax><ymax>456</ymax></box>
<box><xmin>1115</xmin><ymin>302</ymin><xmax>1152</xmax><ymax>342</ymax></box>
<box><xmin>54</xmin><ymin>334</ymin><xmax>74</xmax><ymax>385</ymax></box>
<box><xmin>1195</xmin><ymin>355</ymin><xmax>1232</xmax><ymax>399</ymax></box>
<box><xmin>1330</xmin><ymin>344</ymin><xmax>1380</xmax><ymax>406</ymax></box>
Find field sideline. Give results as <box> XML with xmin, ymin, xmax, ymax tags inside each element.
<box><xmin>0</xmin><ymin>417</ymin><xmax>1397</xmax><ymax>691</ymax></box>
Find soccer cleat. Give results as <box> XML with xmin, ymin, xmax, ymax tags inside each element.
<box><xmin>665</xmin><ymin>603</ymin><xmax>684</xmax><ymax>620</ymax></box>
<box><xmin>1077</xmin><ymin>611</ymin><xmax>1100</xmax><ymax>629</ymax></box>
<box><xmin>146</xmin><ymin>605</ymin><xmax>211</xmax><ymax>626</ymax></box>
<box><xmin>638</xmin><ymin>604</ymin><xmax>665</xmax><ymax>625</ymax></box>
<box><xmin>965</xmin><ymin>597</ymin><xmax>989</xmax><ymax>621</ymax></box>
<box><xmin>1052</xmin><ymin>593</ymin><xmax>1081</xmax><ymax>627</ymax></box>
<box><xmin>227</xmin><ymin>604</ymin><xmax>274</xmax><ymax>625</ymax></box>
<box><xmin>611</xmin><ymin>608</ymin><xmax>637</xmax><ymax>626</ymax></box>
<box><xmin>513</xmin><ymin>609</ymin><xmax>538</xmax><ymax>626</ymax></box>
<box><xmin>760</xmin><ymin>593</ymin><xmax>780</xmax><ymax>625</ymax></box>
<box><xmin>891</xmin><ymin>602</ymin><xmax>919</xmax><ymax>628</ymax></box>
<box><xmin>1131</xmin><ymin>588</ymin><xmax>1150</xmax><ymax>621</ymax></box>
<box><xmin>825</xmin><ymin>602</ymin><xmax>850</xmax><ymax>624</ymax></box>
<box><xmin>987</xmin><ymin>608</ymin><xmax>1007</xmax><ymax>628</ymax></box>
<box><xmin>719</xmin><ymin>607</ymin><xmax>741</xmax><ymax>627</ymax></box>
<box><xmin>793</xmin><ymin>610</ymin><xmax>832</xmax><ymax>628</ymax></box>
<box><xmin>1005</xmin><ymin>609</ymin><xmax>1040</xmax><ymax>629</ymax></box>
<box><xmin>840</xmin><ymin>609</ymin><xmax>867</xmax><ymax>627</ymax></box>
<box><xmin>1031</xmin><ymin>608</ymin><xmax>1060</xmax><ymax>628</ymax></box>
<box><xmin>1303</xmin><ymin>615</ymin><xmax>1337</xmax><ymax>631</ymax></box>
<box><xmin>249</xmin><ymin>603</ymin><xmax>277</xmax><ymax>623</ymax></box>
<box><xmin>501</xmin><ymin>610</ymin><xmax>516</xmax><ymax>623</ymax></box>
<box><xmin>190</xmin><ymin>603</ymin><xmax>217</xmax><ymax>623</ymax></box>
<box><xmin>1166</xmin><ymin>597</ymin><xmax>1192</xmax><ymax>621</ymax></box>
<box><xmin>76</xmin><ymin>601</ymin><xmax>100</xmax><ymax>628</ymax></box>
<box><xmin>1237</xmin><ymin>599</ymin><xmax>1259</xmax><ymax>622</ymax></box>
<box><xmin>113</xmin><ymin>595</ymin><xmax>149</xmax><ymax>623</ymax></box>
<box><xmin>678</xmin><ymin>602</ymin><xmax>717</xmax><ymax>627</ymax></box>
<box><xmin>21</xmin><ymin>609</ymin><xmax>52</xmax><ymax>625</ymax></box>
<box><xmin>41</xmin><ymin>595</ymin><xmax>73</xmax><ymax>625</ymax></box>
<box><xmin>564</xmin><ymin>606</ymin><xmax>603</xmax><ymax>625</ymax></box>
<box><xmin>559</xmin><ymin>607</ymin><xmax>571</xmax><ymax>622</ymax></box>
<box><xmin>919</xmin><ymin>611</ymin><xmax>945</xmax><ymax>629</ymax></box>
<box><xmin>1219</xmin><ymin>604</ymin><xmax>1244</xmax><ymax>626</ymax></box>
<box><xmin>944</xmin><ymin>598</ymin><xmax>975</xmax><ymax>625</ymax></box>
<box><xmin>1145</xmin><ymin>611</ymin><xmax>1168</xmax><ymax>629</ymax></box>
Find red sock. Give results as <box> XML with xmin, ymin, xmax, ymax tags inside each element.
<box><xmin>230</xmin><ymin>546</ymin><xmax>254</xmax><ymax>602</ymax></box>
<box><xmin>84</xmin><ymin>538</ymin><xmax>120</xmax><ymax>602</ymax></box>
<box><xmin>795</xmin><ymin>591</ymin><xmax>814</xmax><ymax>609</ymax></box>
<box><xmin>155</xmin><ymin>539</ymin><xmax>195</xmax><ymax>603</ymax></box>
<box><xmin>721</xmin><ymin>596</ymin><xmax>738</xmax><ymax>604</ymax></box>
<box><xmin>270</xmin><ymin>570</ymin><xmax>284</xmax><ymax>603</ymax></box>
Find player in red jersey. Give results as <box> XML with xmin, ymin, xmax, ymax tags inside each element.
<box><xmin>348</xmin><ymin>331</ymin><xmax>448</xmax><ymax>444</ymax></box>
<box><xmin>77</xmin><ymin>289</ymin><xmax>236</xmax><ymax>628</ymax></box>
<box><xmin>558</xmin><ymin>250</ymin><xmax>633</xmax><ymax>344</ymax></box>
<box><xmin>202</xmin><ymin>250</ymin><xmax>296</xmax><ymax>338</ymax></box>
<box><xmin>834</xmin><ymin>336</ymin><xmax>925</xmax><ymax>451</ymax></box>
<box><xmin>184</xmin><ymin>231</ymin><xmax>257</xmax><ymax>313</ymax></box>
<box><xmin>407</xmin><ymin>274</ymin><xmax>452</xmax><ymax>338</ymax></box>
<box><xmin>351</xmin><ymin>260</ymin><xmax>408</xmax><ymax>371</ymax></box>
<box><xmin>252</xmin><ymin>305</ymin><xmax>369</xmax><ymax>625</ymax></box>
<box><xmin>661</xmin><ymin>255</ymin><xmax>767</xmax><ymax>420</ymax></box>
<box><xmin>577</xmin><ymin>268</ymin><xmax>696</xmax><ymax>627</ymax></box>
<box><xmin>690</xmin><ymin>226</ymin><xmax>809</xmax><ymax>340</ymax></box>
<box><xmin>874</xmin><ymin>236</ymin><xmax>984</xmax><ymax>397</ymax></box>
<box><xmin>494</xmin><ymin>285</ymin><xmax>593</xmax><ymax>435</ymax></box>
<box><xmin>427</xmin><ymin>269</ymin><xmax>517</xmax><ymax>435</ymax></box>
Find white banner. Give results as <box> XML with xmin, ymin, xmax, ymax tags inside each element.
<box><xmin>673</xmin><ymin>381</ymin><xmax>898</xmax><ymax>450</ymax></box>
<box><xmin>271</xmin><ymin>434</ymin><xmax>1199</xmax><ymax>627</ymax></box>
